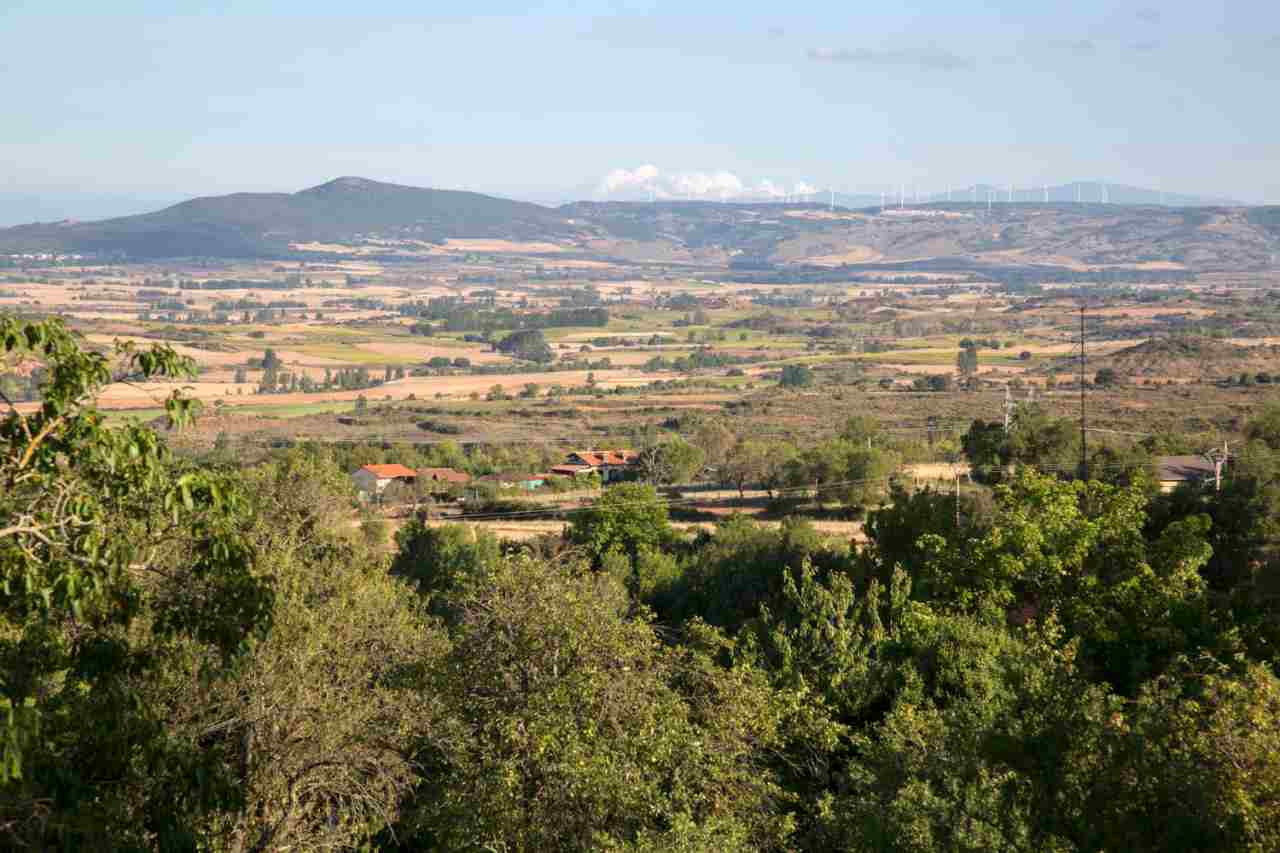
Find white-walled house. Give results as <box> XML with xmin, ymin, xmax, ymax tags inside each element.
<box><xmin>351</xmin><ymin>463</ymin><xmax>418</xmax><ymax>497</ymax></box>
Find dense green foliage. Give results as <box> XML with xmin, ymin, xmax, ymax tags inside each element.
<box><xmin>496</xmin><ymin>328</ymin><xmax>555</xmax><ymax>363</ymax></box>
<box><xmin>7</xmin><ymin>315</ymin><xmax>1280</xmax><ymax>850</ymax></box>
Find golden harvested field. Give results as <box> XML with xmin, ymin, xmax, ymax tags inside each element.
<box><xmin>75</xmin><ymin>368</ymin><xmax>661</xmax><ymax>410</ymax></box>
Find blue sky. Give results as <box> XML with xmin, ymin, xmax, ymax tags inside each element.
<box><xmin>1</xmin><ymin>0</ymin><xmax>1277</xmax><ymax>212</ymax></box>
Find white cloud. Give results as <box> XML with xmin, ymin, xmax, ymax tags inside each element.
<box><xmin>750</xmin><ymin>179</ymin><xmax>786</xmax><ymax>198</ymax></box>
<box><xmin>598</xmin><ymin>164</ymin><xmax>660</xmax><ymax>194</ymax></box>
<box><xmin>597</xmin><ymin>166</ymin><xmax>819</xmax><ymax>201</ymax></box>
<box><xmin>671</xmin><ymin>170</ymin><xmax>744</xmax><ymax>199</ymax></box>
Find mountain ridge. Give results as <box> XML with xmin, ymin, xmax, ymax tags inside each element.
<box><xmin>0</xmin><ymin>177</ymin><xmax>576</xmax><ymax>257</ymax></box>
<box><xmin>1</xmin><ymin>177</ymin><xmax>1276</xmax><ymax>269</ymax></box>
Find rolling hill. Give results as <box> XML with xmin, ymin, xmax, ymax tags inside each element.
<box><xmin>1090</xmin><ymin>337</ymin><xmax>1280</xmax><ymax>380</ymax></box>
<box><xmin>0</xmin><ymin>176</ymin><xmax>1276</xmax><ymax>270</ymax></box>
<box><xmin>0</xmin><ymin>177</ymin><xmax>582</xmax><ymax>258</ymax></box>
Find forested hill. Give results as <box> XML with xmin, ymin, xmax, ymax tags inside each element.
<box><xmin>2</xmin><ymin>176</ymin><xmax>1278</xmax><ymax>269</ymax></box>
<box><xmin>0</xmin><ymin>177</ymin><xmax>580</xmax><ymax>257</ymax></box>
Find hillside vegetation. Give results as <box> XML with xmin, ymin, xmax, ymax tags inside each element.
<box><xmin>1098</xmin><ymin>336</ymin><xmax>1280</xmax><ymax>379</ymax></box>
<box><xmin>9</xmin><ymin>315</ymin><xmax>1280</xmax><ymax>850</ymax></box>
<box><xmin>2</xmin><ymin>178</ymin><xmax>1278</xmax><ymax>270</ymax></box>
<box><xmin>0</xmin><ymin>177</ymin><xmax>582</xmax><ymax>257</ymax></box>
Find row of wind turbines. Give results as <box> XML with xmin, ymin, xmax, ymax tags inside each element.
<box><xmin>650</xmin><ymin>182</ymin><xmax>1172</xmax><ymax>209</ymax></box>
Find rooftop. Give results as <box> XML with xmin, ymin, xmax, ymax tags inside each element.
<box><xmin>1156</xmin><ymin>455</ymin><xmax>1218</xmax><ymax>482</ymax></box>
<box><xmin>357</xmin><ymin>463</ymin><xmax>418</xmax><ymax>479</ymax></box>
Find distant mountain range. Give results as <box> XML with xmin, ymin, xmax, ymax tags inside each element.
<box><xmin>0</xmin><ymin>176</ymin><xmax>1275</xmax><ymax>269</ymax></box>
<box><xmin>590</xmin><ymin>182</ymin><xmax>1243</xmax><ymax>208</ymax></box>
<box><xmin>825</xmin><ymin>183</ymin><xmax>1242</xmax><ymax>209</ymax></box>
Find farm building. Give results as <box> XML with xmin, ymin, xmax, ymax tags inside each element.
<box><xmin>351</xmin><ymin>463</ymin><xmax>418</xmax><ymax>497</ymax></box>
<box><xmin>1155</xmin><ymin>455</ymin><xmax>1225</xmax><ymax>493</ymax></box>
<box><xmin>418</xmin><ymin>467</ymin><xmax>471</xmax><ymax>486</ymax></box>
<box><xmin>564</xmin><ymin>450</ymin><xmax>640</xmax><ymax>483</ymax></box>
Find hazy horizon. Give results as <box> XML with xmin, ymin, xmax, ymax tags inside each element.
<box><xmin>2</xmin><ymin>0</ymin><xmax>1278</xmax><ymax>217</ymax></box>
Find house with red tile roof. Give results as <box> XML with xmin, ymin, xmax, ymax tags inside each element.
<box><xmin>418</xmin><ymin>467</ymin><xmax>472</xmax><ymax>485</ymax></box>
<box><xmin>351</xmin><ymin>463</ymin><xmax>418</xmax><ymax>497</ymax></box>
<box><xmin>564</xmin><ymin>449</ymin><xmax>640</xmax><ymax>483</ymax></box>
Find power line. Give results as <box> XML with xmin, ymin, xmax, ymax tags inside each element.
<box><xmin>421</xmin><ymin>453</ymin><xmax>1273</xmax><ymax>525</ymax></box>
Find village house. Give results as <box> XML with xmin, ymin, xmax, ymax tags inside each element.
<box><xmin>417</xmin><ymin>467</ymin><xmax>472</xmax><ymax>486</ymax></box>
<box><xmin>1156</xmin><ymin>455</ymin><xmax>1226</xmax><ymax>493</ymax></box>
<box><xmin>351</xmin><ymin>463</ymin><xmax>418</xmax><ymax>497</ymax></box>
<box><xmin>563</xmin><ymin>449</ymin><xmax>640</xmax><ymax>483</ymax></box>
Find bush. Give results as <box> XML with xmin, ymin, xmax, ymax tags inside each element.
<box><xmin>779</xmin><ymin>364</ymin><xmax>814</xmax><ymax>388</ymax></box>
<box><xmin>417</xmin><ymin>419</ymin><xmax>464</xmax><ymax>435</ymax></box>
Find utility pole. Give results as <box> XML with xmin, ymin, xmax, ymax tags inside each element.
<box><xmin>1079</xmin><ymin>303</ymin><xmax>1088</xmax><ymax>481</ymax></box>
<box><xmin>1209</xmin><ymin>440</ymin><xmax>1229</xmax><ymax>491</ymax></box>
<box><xmin>1003</xmin><ymin>385</ymin><xmax>1014</xmax><ymax>432</ymax></box>
<box><xmin>954</xmin><ymin>471</ymin><xmax>961</xmax><ymax>528</ymax></box>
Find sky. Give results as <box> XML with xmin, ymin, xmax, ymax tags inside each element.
<box><xmin>1</xmin><ymin>0</ymin><xmax>1278</xmax><ymax>218</ymax></box>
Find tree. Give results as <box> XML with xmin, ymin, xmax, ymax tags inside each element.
<box><xmin>778</xmin><ymin>364</ymin><xmax>813</xmax><ymax>388</ymax></box>
<box><xmin>496</xmin><ymin>329</ymin><xmax>554</xmax><ymax>363</ymax></box>
<box><xmin>860</xmin><ymin>482</ymin><xmax>977</xmax><ymax>589</ymax></box>
<box><xmin>926</xmin><ymin>373</ymin><xmax>952</xmax><ymax>392</ymax></box>
<box><xmin>0</xmin><ymin>316</ymin><xmax>272</xmax><ymax>847</ymax></box>
<box><xmin>486</xmin><ymin>384</ymin><xmax>508</xmax><ymax>401</ymax></box>
<box><xmin>957</xmin><ymin>345</ymin><xmax>979</xmax><ymax>377</ymax></box>
<box><xmin>519</xmin><ymin>382</ymin><xmax>540</xmax><ymax>398</ymax></box>
<box><xmin>175</xmin><ymin>451</ymin><xmax>449</xmax><ymax>851</ymax></box>
<box><xmin>400</xmin><ymin>555</ymin><xmax>791</xmax><ymax>851</ymax></box>
<box><xmin>1006</xmin><ymin>403</ymin><xmax>1080</xmax><ymax>476</ymax></box>
<box><xmin>391</xmin><ymin>521</ymin><xmax>500</xmax><ymax>602</ymax></box>
<box><xmin>962</xmin><ymin>418</ymin><xmax>1007</xmax><ymax>482</ymax></box>
<box><xmin>752</xmin><ymin>561</ymin><xmax>1105</xmax><ymax>850</ymax></box>
<box><xmin>354</xmin><ymin>393</ymin><xmax>368</xmax><ymax>414</ymax></box>
<box><xmin>261</xmin><ymin>347</ymin><xmax>282</xmax><ymax>370</ymax></box>
<box><xmin>1246</xmin><ymin>404</ymin><xmax>1280</xmax><ymax>449</ymax></box>
<box><xmin>1094</xmin><ymin>367</ymin><xmax>1119</xmax><ymax>387</ymax></box>
<box><xmin>258</xmin><ymin>365</ymin><xmax>278</xmax><ymax>394</ymax></box>
<box><xmin>840</xmin><ymin>415</ymin><xmax>880</xmax><ymax>447</ymax></box>
<box><xmin>722</xmin><ymin>439</ymin><xmax>769</xmax><ymax>497</ymax></box>
<box><xmin>694</xmin><ymin>419</ymin><xmax>737</xmax><ymax>480</ymax></box>
<box><xmin>567</xmin><ymin>483</ymin><xmax>672</xmax><ymax>564</ymax></box>
<box><xmin>638</xmin><ymin>437</ymin><xmax>705</xmax><ymax>485</ymax></box>
<box><xmin>234</xmin><ymin>365</ymin><xmax>247</xmax><ymax>383</ymax></box>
